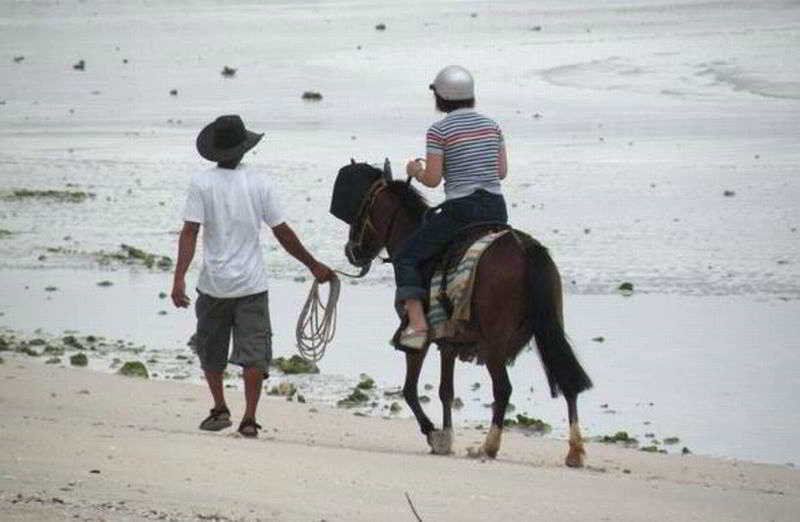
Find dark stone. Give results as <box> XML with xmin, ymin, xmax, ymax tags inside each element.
<box><xmin>301</xmin><ymin>91</ymin><xmax>323</xmax><ymax>101</ymax></box>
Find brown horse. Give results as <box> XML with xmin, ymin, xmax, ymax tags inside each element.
<box><xmin>332</xmin><ymin>162</ymin><xmax>593</xmax><ymax>467</ymax></box>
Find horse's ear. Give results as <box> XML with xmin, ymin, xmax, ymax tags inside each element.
<box><xmin>350</xmin><ymin>158</ymin><xmax>356</xmax><ymax>165</ymax></box>
<box><xmin>383</xmin><ymin>158</ymin><xmax>392</xmax><ymax>181</ymax></box>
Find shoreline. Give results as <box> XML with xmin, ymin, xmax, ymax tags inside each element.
<box><xmin>1</xmin><ymin>359</ymin><xmax>798</xmax><ymax>522</ymax></box>
<box><xmin>2</xmin><ymin>267</ymin><xmax>800</xmax><ymax>466</ymax></box>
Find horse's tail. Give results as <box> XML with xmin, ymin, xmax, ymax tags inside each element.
<box><xmin>518</xmin><ymin>232</ymin><xmax>593</xmax><ymax>398</ymax></box>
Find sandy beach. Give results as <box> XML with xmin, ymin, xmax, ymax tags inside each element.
<box><xmin>2</xmin><ymin>359</ymin><xmax>799</xmax><ymax>522</ymax></box>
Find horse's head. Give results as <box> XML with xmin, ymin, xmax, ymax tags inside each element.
<box><xmin>329</xmin><ymin>160</ymin><xmax>391</xmax><ymax>269</ymax></box>
<box><xmin>330</xmin><ymin>159</ymin><xmax>427</xmax><ymax>270</ymax></box>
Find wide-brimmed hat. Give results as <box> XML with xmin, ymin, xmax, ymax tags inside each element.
<box><xmin>196</xmin><ymin>115</ymin><xmax>264</xmax><ymax>162</ymax></box>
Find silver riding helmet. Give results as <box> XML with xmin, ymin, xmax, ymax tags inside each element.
<box><xmin>429</xmin><ymin>65</ymin><xmax>474</xmax><ymax>100</ymax></box>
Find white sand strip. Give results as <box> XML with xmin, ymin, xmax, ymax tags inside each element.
<box><xmin>1</xmin><ymin>360</ymin><xmax>797</xmax><ymax>521</ymax></box>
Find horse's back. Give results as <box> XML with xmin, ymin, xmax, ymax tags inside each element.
<box><xmin>472</xmin><ymin>229</ymin><xmax>544</xmax><ymax>356</ymax></box>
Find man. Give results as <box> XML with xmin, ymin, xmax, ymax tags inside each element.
<box><xmin>171</xmin><ymin>114</ymin><xmax>333</xmax><ymax>438</ymax></box>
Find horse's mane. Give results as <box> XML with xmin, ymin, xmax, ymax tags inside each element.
<box><xmin>386</xmin><ymin>180</ymin><xmax>428</xmax><ymax>220</ymax></box>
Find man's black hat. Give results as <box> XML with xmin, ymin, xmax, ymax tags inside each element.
<box><xmin>196</xmin><ymin>115</ymin><xmax>264</xmax><ymax>163</ymax></box>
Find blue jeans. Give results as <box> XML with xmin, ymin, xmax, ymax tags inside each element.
<box><xmin>394</xmin><ymin>189</ymin><xmax>508</xmax><ymax>304</ymax></box>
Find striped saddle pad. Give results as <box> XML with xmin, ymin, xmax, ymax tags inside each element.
<box><xmin>427</xmin><ymin>229</ymin><xmax>510</xmax><ymax>340</ymax></box>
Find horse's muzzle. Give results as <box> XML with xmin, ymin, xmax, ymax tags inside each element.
<box><xmin>345</xmin><ymin>241</ymin><xmax>370</xmax><ymax>267</ymax></box>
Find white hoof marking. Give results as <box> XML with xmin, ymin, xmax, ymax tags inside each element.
<box><xmin>429</xmin><ymin>429</ymin><xmax>453</xmax><ymax>455</ymax></box>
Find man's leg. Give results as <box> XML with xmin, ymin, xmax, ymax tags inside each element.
<box><xmin>195</xmin><ymin>291</ymin><xmax>234</xmax><ymax>430</ymax></box>
<box><xmin>242</xmin><ymin>366</ymin><xmax>263</xmax><ymax>420</ymax></box>
<box><xmin>231</xmin><ymin>291</ymin><xmax>272</xmax><ymax>437</ymax></box>
<box><xmin>204</xmin><ymin>369</ymin><xmax>227</xmax><ymax>411</ymax></box>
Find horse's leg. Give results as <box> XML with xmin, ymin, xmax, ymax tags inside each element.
<box><xmin>402</xmin><ymin>346</ymin><xmax>436</xmax><ymax>446</ymax></box>
<box><xmin>565</xmin><ymin>392</ymin><xmax>585</xmax><ymax>468</ymax></box>
<box><xmin>470</xmin><ymin>354</ymin><xmax>512</xmax><ymax>459</ymax></box>
<box><xmin>553</xmin><ymin>272</ymin><xmax>586</xmax><ymax>468</ymax></box>
<box><xmin>429</xmin><ymin>344</ymin><xmax>457</xmax><ymax>455</ymax></box>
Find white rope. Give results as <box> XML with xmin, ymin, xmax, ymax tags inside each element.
<box><xmin>294</xmin><ymin>262</ymin><xmax>371</xmax><ymax>362</ymax></box>
<box><xmin>295</xmin><ymin>274</ymin><xmax>341</xmax><ymax>362</ymax></box>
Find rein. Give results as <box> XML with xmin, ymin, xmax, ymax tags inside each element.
<box><xmin>296</xmin><ymin>177</ymin><xmax>407</xmax><ymax>362</ymax></box>
<box><xmin>294</xmin><ymin>263</ymin><xmax>372</xmax><ymax>363</ymax></box>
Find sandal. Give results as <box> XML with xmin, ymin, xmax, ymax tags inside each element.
<box><xmin>199</xmin><ymin>407</ymin><xmax>232</xmax><ymax>431</ymax></box>
<box><xmin>238</xmin><ymin>417</ymin><xmax>262</xmax><ymax>438</ymax></box>
<box><xmin>400</xmin><ymin>328</ymin><xmax>428</xmax><ymax>350</ymax></box>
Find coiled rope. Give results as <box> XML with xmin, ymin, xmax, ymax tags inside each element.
<box><xmin>295</xmin><ymin>264</ymin><xmax>371</xmax><ymax>362</ymax></box>
<box><xmin>295</xmin><ymin>275</ymin><xmax>340</xmax><ymax>363</ymax></box>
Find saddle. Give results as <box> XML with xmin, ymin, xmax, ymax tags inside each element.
<box><xmin>420</xmin><ymin>223</ymin><xmax>512</xmax><ymax>338</ymax></box>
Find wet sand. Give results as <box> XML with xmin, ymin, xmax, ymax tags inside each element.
<box><xmin>1</xmin><ymin>359</ymin><xmax>799</xmax><ymax>522</ymax></box>
<box><xmin>3</xmin><ymin>268</ymin><xmax>800</xmax><ymax>465</ymax></box>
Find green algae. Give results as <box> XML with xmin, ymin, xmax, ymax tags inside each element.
<box><xmin>273</xmin><ymin>355</ymin><xmax>319</xmax><ymax>374</ymax></box>
<box><xmin>337</xmin><ymin>387</ymin><xmax>369</xmax><ymax>407</ymax></box>
<box><xmin>70</xmin><ymin>353</ymin><xmax>88</xmax><ymax>367</ymax></box>
<box><xmin>503</xmin><ymin>414</ymin><xmax>552</xmax><ymax>434</ymax></box>
<box><xmin>117</xmin><ymin>361</ymin><xmax>148</xmax><ymax>378</ymax></box>
<box><xmin>3</xmin><ymin>189</ymin><xmax>96</xmax><ymax>203</ymax></box>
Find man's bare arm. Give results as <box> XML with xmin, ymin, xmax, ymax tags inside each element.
<box><xmin>271</xmin><ymin>223</ymin><xmax>333</xmax><ymax>282</ymax></box>
<box><xmin>171</xmin><ymin>221</ymin><xmax>200</xmax><ymax>307</ymax></box>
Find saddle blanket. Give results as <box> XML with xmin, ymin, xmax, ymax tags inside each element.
<box><xmin>427</xmin><ymin>229</ymin><xmax>510</xmax><ymax>339</ymax></box>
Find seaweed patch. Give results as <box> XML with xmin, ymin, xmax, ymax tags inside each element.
<box><xmin>503</xmin><ymin>413</ymin><xmax>552</xmax><ymax>434</ymax></box>
<box><xmin>70</xmin><ymin>353</ymin><xmax>88</xmax><ymax>367</ymax></box>
<box><xmin>337</xmin><ymin>387</ymin><xmax>370</xmax><ymax>408</ymax></box>
<box><xmin>272</xmin><ymin>355</ymin><xmax>319</xmax><ymax>374</ymax></box>
<box><xmin>117</xmin><ymin>361</ymin><xmax>149</xmax><ymax>378</ymax></box>
<box><xmin>96</xmin><ymin>244</ymin><xmax>173</xmax><ymax>270</ymax></box>
<box><xmin>3</xmin><ymin>189</ymin><xmax>95</xmax><ymax>203</ymax></box>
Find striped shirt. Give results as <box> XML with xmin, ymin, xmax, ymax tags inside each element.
<box><xmin>426</xmin><ymin>108</ymin><xmax>504</xmax><ymax>200</ymax></box>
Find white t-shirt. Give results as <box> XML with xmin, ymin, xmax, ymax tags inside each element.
<box><xmin>182</xmin><ymin>165</ymin><xmax>284</xmax><ymax>298</ymax></box>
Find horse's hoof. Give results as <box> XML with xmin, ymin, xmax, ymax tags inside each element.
<box><xmin>428</xmin><ymin>429</ymin><xmax>453</xmax><ymax>455</ymax></box>
<box><xmin>466</xmin><ymin>446</ymin><xmax>485</xmax><ymax>460</ymax></box>
<box><xmin>566</xmin><ymin>436</ymin><xmax>586</xmax><ymax>468</ymax></box>
<box><xmin>565</xmin><ymin>451</ymin><xmax>585</xmax><ymax>468</ymax></box>
<box><xmin>481</xmin><ymin>425</ymin><xmax>501</xmax><ymax>459</ymax></box>
<box><xmin>466</xmin><ymin>445</ymin><xmax>497</xmax><ymax>459</ymax></box>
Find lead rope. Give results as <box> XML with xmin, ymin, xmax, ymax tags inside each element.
<box><xmin>296</xmin><ymin>164</ymin><xmax>395</xmax><ymax>361</ymax></box>
<box><xmin>295</xmin><ymin>264</ymin><xmax>371</xmax><ymax>362</ymax></box>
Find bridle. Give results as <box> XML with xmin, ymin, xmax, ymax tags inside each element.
<box><xmin>346</xmin><ymin>178</ymin><xmax>404</xmax><ymax>269</ymax></box>
<box><xmin>295</xmin><ymin>167</ymin><xmax>404</xmax><ymax>363</ymax></box>
<box><xmin>349</xmin><ymin>178</ymin><xmax>389</xmax><ymax>251</ymax></box>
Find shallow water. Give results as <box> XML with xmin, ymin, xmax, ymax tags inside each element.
<box><xmin>2</xmin><ymin>269</ymin><xmax>799</xmax><ymax>466</ymax></box>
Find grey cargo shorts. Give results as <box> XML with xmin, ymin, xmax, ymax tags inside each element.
<box><xmin>194</xmin><ymin>290</ymin><xmax>272</xmax><ymax>374</ymax></box>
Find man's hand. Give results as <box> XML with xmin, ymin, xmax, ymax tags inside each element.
<box><xmin>172</xmin><ymin>221</ymin><xmax>199</xmax><ymax>308</ymax></box>
<box><xmin>311</xmin><ymin>262</ymin><xmax>334</xmax><ymax>283</ymax></box>
<box><xmin>171</xmin><ymin>278</ymin><xmax>191</xmax><ymax>308</ymax></box>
